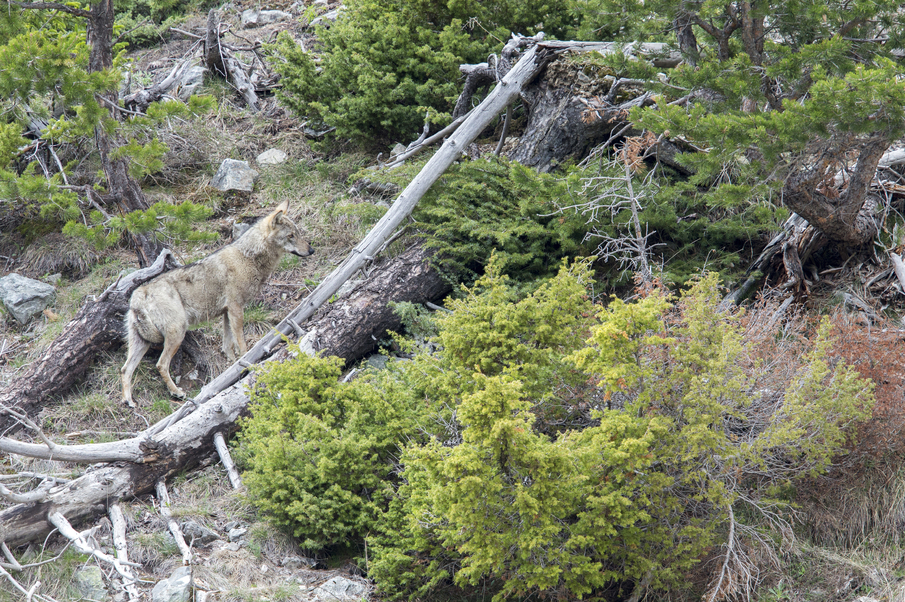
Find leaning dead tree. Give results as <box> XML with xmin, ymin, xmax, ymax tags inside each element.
<box><xmin>0</xmin><ymin>35</ymin><xmax>560</xmax><ymax>548</ymax></box>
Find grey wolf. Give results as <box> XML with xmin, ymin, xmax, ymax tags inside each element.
<box><xmin>121</xmin><ymin>200</ymin><xmax>313</xmax><ymax>405</ymax></box>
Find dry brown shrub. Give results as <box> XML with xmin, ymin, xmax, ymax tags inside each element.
<box><xmin>19</xmin><ymin>233</ymin><xmax>99</xmax><ymax>279</ymax></box>
<box><xmin>792</xmin><ymin>311</ymin><xmax>905</xmax><ymax>547</ymax></box>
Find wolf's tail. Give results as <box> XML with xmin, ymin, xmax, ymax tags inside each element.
<box><xmin>125</xmin><ymin>300</ymin><xmax>164</xmax><ymax>346</ymax></box>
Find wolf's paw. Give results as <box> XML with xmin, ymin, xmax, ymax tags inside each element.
<box><xmin>123</xmin><ymin>397</ymin><xmax>137</xmax><ymax>409</ymax></box>
<box><xmin>170</xmin><ymin>388</ymin><xmax>187</xmax><ymax>400</ymax></box>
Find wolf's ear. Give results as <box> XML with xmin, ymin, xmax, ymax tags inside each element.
<box><xmin>264</xmin><ymin>200</ymin><xmax>290</xmax><ymax>230</ymax></box>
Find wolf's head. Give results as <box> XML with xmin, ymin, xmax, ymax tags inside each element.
<box><xmin>241</xmin><ymin>200</ymin><xmax>314</xmax><ymax>259</ymax></box>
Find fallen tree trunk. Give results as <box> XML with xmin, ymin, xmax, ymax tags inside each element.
<box><xmin>0</xmin><ymin>251</ymin><xmax>179</xmax><ymax>434</ymax></box>
<box><xmin>0</xmin><ymin>243</ymin><xmax>448</xmax><ymax>547</ymax></box>
<box><xmin>301</xmin><ymin>244</ymin><xmax>451</xmax><ymax>359</ymax></box>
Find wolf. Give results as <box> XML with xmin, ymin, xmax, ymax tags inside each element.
<box><xmin>121</xmin><ymin>200</ymin><xmax>314</xmax><ymax>406</ymax></box>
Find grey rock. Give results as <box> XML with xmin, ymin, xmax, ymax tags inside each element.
<box><xmin>211</xmin><ymin>159</ymin><xmax>258</xmax><ymax>192</ymax></box>
<box><xmin>257</xmin><ymin>148</ymin><xmax>288</xmax><ymax>165</ymax></box>
<box><xmin>365</xmin><ymin>354</ymin><xmax>389</xmax><ymax>371</ymax></box>
<box><xmin>151</xmin><ymin>566</ymin><xmax>192</xmax><ymax>602</ymax></box>
<box><xmin>228</xmin><ymin>526</ymin><xmax>247</xmax><ymax>542</ymax></box>
<box><xmin>314</xmin><ymin>576</ymin><xmax>368</xmax><ymax>601</ymax></box>
<box><xmin>241</xmin><ymin>8</ymin><xmax>292</xmax><ymax>27</ymax></box>
<box><xmin>281</xmin><ymin>555</ymin><xmax>325</xmax><ymax>569</ymax></box>
<box><xmin>181</xmin><ymin>520</ymin><xmax>220</xmax><ymax>545</ymax></box>
<box><xmin>74</xmin><ymin>566</ymin><xmax>108</xmax><ymax>601</ymax></box>
<box><xmin>0</xmin><ymin>273</ymin><xmax>56</xmax><ymax>323</ymax></box>
<box><xmin>224</xmin><ymin>542</ymin><xmax>241</xmax><ymax>552</ymax></box>
<box><xmin>309</xmin><ymin>8</ymin><xmax>340</xmax><ymax>28</ymax></box>
<box><xmin>45</xmin><ymin>273</ymin><xmax>62</xmax><ymax>285</ymax></box>
<box><xmin>176</xmin><ymin>65</ymin><xmax>207</xmax><ymax>102</ymax></box>
<box><xmin>223</xmin><ymin>520</ymin><xmax>242</xmax><ymax>532</ymax></box>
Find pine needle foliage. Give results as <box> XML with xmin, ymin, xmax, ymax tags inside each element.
<box><xmin>268</xmin><ymin>0</ymin><xmax>576</xmax><ymax>142</ymax></box>
<box><xmin>239</xmin><ymin>258</ymin><xmax>874</xmax><ymax>600</ymax></box>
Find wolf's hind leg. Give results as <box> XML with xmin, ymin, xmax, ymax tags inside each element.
<box><xmin>122</xmin><ymin>337</ymin><xmax>152</xmax><ymax>407</ymax></box>
<box><xmin>156</xmin><ymin>327</ymin><xmax>188</xmax><ymax>400</ymax></box>
<box><xmin>223</xmin><ymin>302</ymin><xmax>246</xmax><ymax>361</ymax></box>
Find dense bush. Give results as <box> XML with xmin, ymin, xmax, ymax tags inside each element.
<box><xmin>240</xmin><ymin>259</ymin><xmax>874</xmax><ymax>599</ymax></box>
<box><xmin>270</xmin><ymin>0</ymin><xmax>576</xmax><ymax>142</ymax></box>
<box><xmin>237</xmin><ymin>354</ymin><xmax>431</xmax><ymax>550</ymax></box>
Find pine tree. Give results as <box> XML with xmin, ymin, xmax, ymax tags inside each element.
<box><xmin>1</xmin><ymin>1</ymin><xmax>214</xmax><ymax>265</ymax></box>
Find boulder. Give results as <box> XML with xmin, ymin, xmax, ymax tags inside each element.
<box><xmin>241</xmin><ymin>8</ymin><xmax>292</xmax><ymax>27</ymax></box>
<box><xmin>151</xmin><ymin>566</ymin><xmax>192</xmax><ymax>602</ymax></box>
<box><xmin>0</xmin><ymin>273</ymin><xmax>56</xmax><ymax>323</ymax></box>
<box><xmin>211</xmin><ymin>159</ymin><xmax>258</xmax><ymax>193</ymax></box>
<box><xmin>181</xmin><ymin>520</ymin><xmax>220</xmax><ymax>545</ymax></box>
<box><xmin>314</xmin><ymin>576</ymin><xmax>369</xmax><ymax>601</ymax></box>
<box><xmin>176</xmin><ymin>65</ymin><xmax>207</xmax><ymax>102</ymax></box>
<box><xmin>74</xmin><ymin>566</ymin><xmax>108</xmax><ymax>601</ymax></box>
<box><xmin>256</xmin><ymin>148</ymin><xmax>288</xmax><ymax>165</ymax></box>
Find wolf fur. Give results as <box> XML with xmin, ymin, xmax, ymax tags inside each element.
<box><xmin>121</xmin><ymin>200</ymin><xmax>313</xmax><ymax>405</ymax></box>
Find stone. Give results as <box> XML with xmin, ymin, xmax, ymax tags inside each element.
<box><xmin>181</xmin><ymin>520</ymin><xmax>220</xmax><ymax>545</ymax></box>
<box><xmin>228</xmin><ymin>526</ymin><xmax>247</xmax><ymax>542</ymax></box>
<box><xmin>241</xmin><ymin>8</ymin><xmax>292</xmax><ymax>27</ymax></box>
<box><xmin>74</xmin><ymin>566</ymin><xmax>107</xmax><ymax>601</ymax></box>
<box><xmin>211</xmin><ymin>159</ymin><xmax>258</xmax><ymax>193</ymax></box>
<box><xmin>309</xmin><ymin>8</ymin><xmax>340</xmax><ymax>28</ymax></box>
<box><xmin>256</xmin><ymin>148</ymin><xmax>288</xmax><ymax>165</ymax></box>
<box><xmin>314</xmin><ymin>576</ymin><xmax>368</xmax><ymax>601</ymax></box>
<box><xmin>176</xmin><ymin>65</ymin><xmax>207</xmax><ymax>102</ymax></box>
<box><xmin>0</xmin><ymin>273</ymin><xmax>56</xmax><ymax>323</ymax></box>
<box><xmin>151</xmin><ymin>566</ymin><xmax>192</xmax><ymax>602</ymax></box>
<box><xmin>281</xmin><ymin>555</ymin><xmax>325</xmax><ymax>569</ymax></box>
<box><xmin>365</xmin><ymin>354</ymin><xmax>389</xmax><ymax>371</ymax></box>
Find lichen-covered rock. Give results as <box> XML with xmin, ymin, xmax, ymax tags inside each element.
<box><xmin>314</xmin><ymin>576</ymin><xmax>369</xmax><ymax>601</ymax></box>
<box><xmin>0</xmin><ymin>273</ymin><xmax>56</xmax><ymax>323</ymax></box>
<box><xmin>152</xmin><ymin>566</ymin><xmax>192</xmax><ymax>602</ymax></box>
<box><xmin>75</xmin><ymin>566</ymin><xmax>108</xmax><ymax>601</ymax></box>
<box><xmin>211</xmin><ymin>159</ymin><xmax>258</xmax><ymax>192</ymax></box>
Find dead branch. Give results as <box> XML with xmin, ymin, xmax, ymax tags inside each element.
<box><xmin>108</xmin><ymin>504</ymin><xmax>141</xmax><ymax>600</ymax></box>
<box><xmin>213</xmin><ymin>432</ymin><xmax>242</xmax><ymax>489</ymax></box>
<box><xmin>48</xmin><ymin>511</ymin><xmax>141</xmax><ymax>580</ymax></box>
<box><xmin>156</xmin><ymin>481</ymin><xmax>192</xmax><ymax>564</ymax></box>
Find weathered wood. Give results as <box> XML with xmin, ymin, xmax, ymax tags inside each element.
<box><xmin>0</xmin><ymin>250</ymin><xmax>179</xmax><ymax>434</ymax></box>
<box><xmin>508</xmin><ymin>42</ymin><xmax>670</xmax><ymax>171</ymax></box>
<box><xmin>301</xmin><ymin>244</ymin><xmax>451</xmax><ymax>359</ymax></box>
<box><xmin>153</xmin><ymin>38</ymin><xmax>557</xmax><ymax>436</ymax></box>
<box><xmin>0</xmin><ymin>242</ymin><xmax>449</xmax><ymax>547</ymax></box>
<box><xmin>204</xmin><ymin>9</ymin><xmax>259</xmax><ymax>111</ymax></box>
<box><xmin>121</xmin><ymin>59</ymin><xmax>199</xmax><ymax>113</ymax></box>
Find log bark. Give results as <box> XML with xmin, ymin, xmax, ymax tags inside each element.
<box><xmin>204</xmin><ymin>9</ymin><xmax>260</xmax><ymax>111</ymax></box>
<box><xmin>507</xmin><ymin>42</ymin><xmax>678</xmax><ymax>172</ymax></box>
<box><xmin>0</xmin><ymin>243</ymin><xmax>448</xmax><ymax>548</ymax></box>
<box><xmin>0</xmin><ymin>251</ymin><xmax>179</xmax><ymax>435</ymax></box>
<box><xmin>301</xmin><ymin>244</ymin><xmax>451</xmax><ymax>359</ymax></box>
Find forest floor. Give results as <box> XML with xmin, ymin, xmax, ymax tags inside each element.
<box><xmin>3</xmin><ymin>1</ymin><xmax>905</xmax><ymax>601</ymax></box>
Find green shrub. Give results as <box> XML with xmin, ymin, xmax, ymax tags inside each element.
<box><xmin>367</xmin><ymin>266</ymin><xmax>874</xmax><ymax>600</ymax></box>
<box><xmin>237</xmin><ymin>354</ymin><xmax>430</xmax><ymax>550</ymax></box>
<box><xmin>270</xmin><ymin>0</ymin><xmax>575</xmax><ymax>142</ymax></box>
<box><xmin>239</xmin><ymin>259</ymin><xmax>874</xmax><ymax>599</ymax></box>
